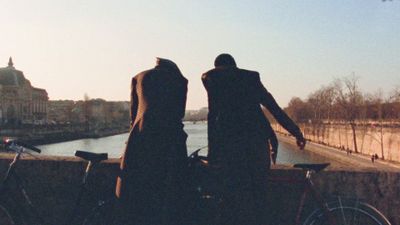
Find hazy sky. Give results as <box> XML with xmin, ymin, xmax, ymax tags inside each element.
<box><xmin>1</xmin><ymin>0</ymin><xmax>399</xmax><ymax>109</ymax></box>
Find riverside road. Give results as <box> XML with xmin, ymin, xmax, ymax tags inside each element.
<box><xmin>278</xmin><ymin>135</ymin><xmax>400</xmax><ymax>172</ymax></box>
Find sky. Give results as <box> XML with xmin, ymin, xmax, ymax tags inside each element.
<box><xmin>0</xmin><ymin>0</ymin><xmax>399</xmax><ymax>110</ymax></box>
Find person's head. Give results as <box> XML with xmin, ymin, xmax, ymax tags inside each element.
<box><xmin>214</xmin><ymin>54</ymin><xmax>237</xmax><ymax>67</ymax></box>
<box><xmin>156</xmin><ymin>57</ymin><xmax>183</xmax><ymax>76</ymax></box>
<box><xmin>156</xmin><ymin>57</ymin><xmax>178</xmax><ymax>68</ymax></box>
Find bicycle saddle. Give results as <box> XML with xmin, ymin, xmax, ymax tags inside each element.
<box><xmin>75</xmin><ymin>150</ymin><xmax>108</xmax><ymax>162</ymax></box>
<box><xmin>293</xmin><ymin>163</ymin><xmax>330</xmax><ymax>173</ymax></box>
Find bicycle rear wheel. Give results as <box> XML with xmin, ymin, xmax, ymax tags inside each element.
<box><xmin>0</xmin><ymin>204</ymin><xmax>16</xmax><ymax>225</ymax></box>
<box><xmin>303</xmin><ymin>199</ymin><xmax>391</xmax><ymax>225</ymax></box>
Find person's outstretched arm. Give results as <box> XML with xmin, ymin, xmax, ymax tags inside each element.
<box><xmin>256</xmin><ymin>74</ymin><xmax>306</xmax><ymax>149</ymax></box>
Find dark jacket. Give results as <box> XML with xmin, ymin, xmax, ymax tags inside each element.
<box><xmin>202</xmin><ymin>58</ymin><xmax>305</xmax><ymax>225</ymax></box>
<box><xmin>202</xmin><ymin>66</ymin><xmax>303</xmax><ymax>163</ymax></box>
<box><xmin>116</xmin><ymin>59</ymin><xmax>188</xmax><ymax>225</ymax></box>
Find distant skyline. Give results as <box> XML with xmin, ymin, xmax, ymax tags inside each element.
<box><xmin>1</xmin><ymin>1</ymin><xmax>399</xmax><ymax>109</ymax></box>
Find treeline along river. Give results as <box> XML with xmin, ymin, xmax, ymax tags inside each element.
<box><xmin>38</xmin><ymin>122</ymin><xmax>333</xmax><ymax>165</ymax></box>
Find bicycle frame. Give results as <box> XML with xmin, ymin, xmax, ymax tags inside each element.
<box><xmin>63</xmin><ymin>161</ymin><xmax>98</xmax><ymax>225</ymax></box>
<box><xmin>0</xmin><ymin>151</ymin><xmax>46</xmax><ymax>224</ymax></box>
<box><xmin>269</xmin><ymin>170</ymin><xmax>336</xmax><ymax>225</ymax></box>
<box><xmin>0</xmin><ymin>150</ymin><xmax>104</xmax><ymax>225</ymax></box>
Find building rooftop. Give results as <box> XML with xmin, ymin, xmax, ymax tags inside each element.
<box><xmin>0</xmin><ymin>57</ymin><xmax>28</xmax><ymax>86</ymax></box>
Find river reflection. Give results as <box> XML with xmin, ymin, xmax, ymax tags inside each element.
<box><xmin>38</xmin><ymin>122</ymin><xmax>332</xmax><ymax>165</ymax></box>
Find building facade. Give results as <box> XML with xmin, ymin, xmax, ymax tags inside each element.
<box><xmin>0</xmin><ymin>57</ymin><xmax>48</xmax><ymax>126</ymax></box>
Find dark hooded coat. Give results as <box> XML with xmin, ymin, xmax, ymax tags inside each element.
<box><xmin>202</xmin><ymin>65</ymin><xmax>302</xmax><ymax>164</ymax></box>
<box><xmin>202</xmin><ymin>64</ymin><xmax>303</xmax><ymax>225</ymax></box>
<box><xmin>116</xmin><ymin>58</ymin><xmax>188</xmax><ymax>225</ymax></box>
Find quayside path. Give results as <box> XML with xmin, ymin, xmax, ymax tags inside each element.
<box><xmin>277</xmin><ymin>134</ymin><xmax>400</xmax><ymax>172</ymax></box>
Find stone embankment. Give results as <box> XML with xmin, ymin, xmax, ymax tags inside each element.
<box><xmin>274</xmin><ymin>122</ymin><xmax>400</xmax><ymax>163</ymax></box>
<box><xmin>278</xmin><ymin>134</ymin><xmax>400</xmax><ymax>172</ymax></box>
<box><xmin>0</xmin><ymin>154</ymin><xmax>398</xmax><ymax>225</ymax></box>
<box><xmin>0</xmin><ymin>124</ymin><xmax>129</xmax><ymax>148</ymax></box>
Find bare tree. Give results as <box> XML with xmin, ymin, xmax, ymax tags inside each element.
<box><xmin>83</xmin><ymin>93</ymin><xmax>91</xmax><ymax>131</ymax></box>
<box><xmin>365</xmin><ymin>90</ymin><xmax>385</xmax><ymax>159</ymax></box>
<box><xmin>285</xmin><ymin>97</ymin><xmax>312</xmax><ymax>123</ymax></box>
<box><xmin>335</xmin><ymin>75</ymin><xmax>364</xmax><ymax>153</ymax></box>
<box><xmin>308</xmin><ymin>90</ymin><xmax>323</xmax><ymax>122</ymax></box>
<box><xmin>284</xmin><ymin>97</ymin><xmax>314</xmax><ymax>140</ymax></box>
<box><xmin>389</xmin><ymin>87</ymin><xmax>400</xmax><ymax>120</ymax></box>
<box><xmin>281</xmin><ymin>74</ymin><xmax>400</xmax><ymax>159</ymax></box>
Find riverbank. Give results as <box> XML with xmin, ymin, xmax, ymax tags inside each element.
<box><xmin>0</xmin><ymin>126</ymin><xmax>129</xmax><ymax>151</ymax></box>
<box><xmin>34</xmin><ymin>128</ymin><xmax>129</xmax><ymax>145</ymax></box>
<box><xmin>277</xmin><ymin>133</ymin><xmax>400</xmax><ymax>172</ymax></box>
<box><xmin>274</xmin><ymin>122</ymin><xmax>400</xmax><ymax>163</ymax></box>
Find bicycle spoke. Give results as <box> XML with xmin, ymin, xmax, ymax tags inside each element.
<box><xmin>304</xmin><ymin>199</ymin><xmax>391</xmax><ymax>225</ymax></box>
<box><xmin>338</xmin><ymin>197</ymin><xmax>348</xmax><ymax>225</ymax></box>
<box><xmin>353</xmin><ymin>200</ymin><xmax>361</xmax><ymax>225</ymax></box>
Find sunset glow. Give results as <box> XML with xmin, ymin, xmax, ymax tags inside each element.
<box><xmin>1</xmin><ymin>0</ymin><xmax>399</xmax><ymax>109</ymax></box>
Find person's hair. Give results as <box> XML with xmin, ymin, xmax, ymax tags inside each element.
<box><xmin>214</xmin><ymin>54</ymin><xmax>237</xmax><ymax>67</ymax></box>
<box><xmin>156</xmin><ymin>57</ymin><xmax>183</xmax><ymax>76</ymax></box>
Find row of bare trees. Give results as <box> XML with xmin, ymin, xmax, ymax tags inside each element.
<box><xmin>283</xmin><ymin>75</ymin><xmax>400</xmax><ymax>159</ymax></box>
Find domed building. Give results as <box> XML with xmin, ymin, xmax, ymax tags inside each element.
<box><xmin>0</xmin><ymin>57</ymin><xmax>48</xmax><ymax>126</ymax></box>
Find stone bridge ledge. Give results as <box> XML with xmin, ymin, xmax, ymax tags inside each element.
<box><xmin>0</xmin><ymin>155</ymin><xmax>398</xmax><ymax>225</ymax></box>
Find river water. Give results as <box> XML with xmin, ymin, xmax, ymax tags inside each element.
<box><xmin>38</xmin><ymin>122</ymin><xmax>331</xmax><ymax>164</ymax></box>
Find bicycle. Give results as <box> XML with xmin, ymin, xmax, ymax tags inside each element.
<box><xmin>188</xmin><ymin>148</ymin><xmax>392</xmax><ymax>225</ymax></box>
<box><xmin>0</xmin><ymin>139</ymin><xmax>115</xmax><ymax>225</ymax></box>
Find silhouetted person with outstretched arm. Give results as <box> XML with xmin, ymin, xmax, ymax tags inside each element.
<box><xmin>202</xmin><ymin>53</ymin><xmax>306</xmax><ymax>225</ymax></box>
<box><xmin>115</xmin><ymin>58</ymin><xmax>189</xmax><ymax>225</ymax></box>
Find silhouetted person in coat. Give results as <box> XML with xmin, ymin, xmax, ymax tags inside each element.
<box><xmin>202</xmin><ymin>54</ymin><xmax>306</xmax><ymax>225</ymax></box>
<box><xmin>115</xmin><ymin>58</ymin><xmax>188</xmax><ymax>225</ymax></box>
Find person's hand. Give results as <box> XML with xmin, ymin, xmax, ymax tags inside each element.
<box><xmin>296</xmin><ymin>137</ymin><xmax>306</xmax><ymax>150</ymax></box>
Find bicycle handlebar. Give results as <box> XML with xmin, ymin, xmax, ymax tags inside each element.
<box><xmin>3</xmin><ymin>139</ymin><xmax>42</xmax><ymax>153</ymax></box>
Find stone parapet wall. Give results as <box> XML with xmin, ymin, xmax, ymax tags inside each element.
<box><xmin>0</xmin><ymin>156</ymin><xmax>398</xmax><ymax>225</ymax></box>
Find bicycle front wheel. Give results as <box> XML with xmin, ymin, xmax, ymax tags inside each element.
<box><xmin>303</xmin><ymin>199</ymin><xmax>391</xmax><ymax>225</ymax></box>
<box><xmin>0</xmin><ymin>204</ymin><xmax>16</xmax><ymax>225</ymax></box>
